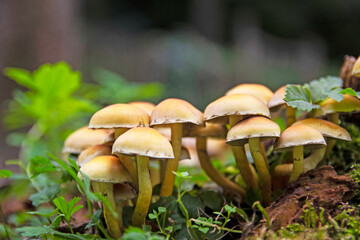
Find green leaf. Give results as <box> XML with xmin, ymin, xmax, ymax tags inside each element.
<box><xmin>16</xmin><ymin>226</ymin><xmax>55</xmax><ymax>237</ymax></box>
<box><xmin>304</xmin><ymin>76</ymin><xmax>342</xmax><ymax>103</ymax></box>
<box><xmin>158</xmin><ymin>207</ymin><xmax>167</xmax><ymax>213</ymax></box>
<box><xmin>198</xmin><ymin>227</ymin><xmax>209</xmax><ymax>234</ymax></box>
<box><xmin>4</xmin><ymin>68</ymin><xmax>36</xmax><ymax>90</ymax></box>
<box><xmin>27</xmin><ymin>208</ymin><xmax>58</xmax><ymax>218</ymax></box>
<box><xmin>200</xmin><ymin>191</ymin><xmax>223</xmax><ymax>211</ymax></box>
<box><xmin>0</xmin><ymin>169</ymin><xmax>12</xmax><ymax>178</ymax></box>
<box><xmin>181</xmin><ymin>194</ymin><xmax>205</xmax><ymax>218</ymax></box>
<box><xmin>224</xmin><ymin>204</ymin><xmax>236</xmax><ymax>213</ymax></box>
<box><xmin>148</xmin><ymin>213</ymin><xmax>157</xmax><ymax>219</ymax></box>
<box><xmin>28</xmin><ymin>156</ymin><xmax>57</xmax><ymax>178</ymax></box>
<box><xmin>50</xmin><ymin>215</ymin><xmax>62</xmax><ymax>229</ymax></box>
<box><xmin>29</xmin><ymin>184</ymin><xmax>61</xmax><ymax>206</ymax></box>
<box><xmin>339</xmin><ymin>88</ymin><xmax>360</xmax><ymax>99</ymax></box>
<box><xmin>284</xmin><ymin>85</ymin><xmax>320</xmax><ymax>112</ymax></box>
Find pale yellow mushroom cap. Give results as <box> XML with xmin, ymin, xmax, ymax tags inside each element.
<box><xmin>225</xmin><ymin>83</ymin><xmax>273</xmax><ymax>105</ymax></box>
<box><xmin>312</xmin><ymin>94</ymin><xmax>360</xmax><ymax>117</ymax></box>
<box><xmin>89</xmin><ymin>103</ymin><xmax>150</xmax><ymax>129</ymax></box>
<box><xmin>292</xmin><ymin>118</ymin><xmax>351</xmax><ymax>141</ymax></box>
<box><xmin>268</xmin><ymin>86</ymin><xmax>287</xmax><ymax>110</ymax></box>
<box><xmin>77</xmin><ymin>145</ymin><xmax>112</xmax><ymax>167</ymax></box>
<box><xmin>129</xmin><ymin>101</ymin><xmax>155</xmax><ymax>116</ymax></box>
<box><xmin>352</xmin><ymin>56</ymin><xmax>360</xmax><ymax>77</ymax></box>
<box><xmin>204</xmin><ymin>94</ymin><xmax>270</xmax><ymax>124</ymax></box>
<box><xmin>226</xmin><ymin>116</ymin><xmax>280</xmax><ymax>146</ymax></box>
<box><xmin>274</xmin><ymin>124</ymin><xmax>326</xmax><ymax>151</ymax></box>
<box><xmin>150</xmin><ymin>98</ymin><xmax>203</xmax><ymax>126</ymax></box>
<box><xmin>79</xmin><ymin>155</ymin><xmax>132</xmax><ymax>183</ymax></box>
<box><xmin>112</xmin><ymin>127</ymin><xmax>174</xmax><ymax>159</ymax></box>
<box><xmin>63</xmin><ymin>126</ymin><xmax>114</xmax><ymax>154</ymax></box>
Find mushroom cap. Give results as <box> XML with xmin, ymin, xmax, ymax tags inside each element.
<box><xmin>112</xmin><ymin>127</ymin><xmax>174</xmax><ymax>159</ymax></box>
<box><xmin>313</xmin><ymin>94</ymin><xmax>360</xmax><ymax>117</ymax></box>
<box><xmin>129</xmin><ymin>101</ymin><xmax>155</xmax><ymax>116</ymax></box>
<box><xmin>268</xmin><ymin>86</ymin><xmax>287</xmax><ymax>110</ymax></box>
<box><xmin>63</xmin><ymin>126</ymin><xmax>114</xmax><ymax>154</ymax></box>
<box><xmin>225</xmin><ymin>83</ymin><xmax>273</xmax><ymax>105</ymax></box>
<box><xmin>89</xmin><ymin>103</ymin><xmax>150</xmax><ymax>129</ymax></box>
<box><xmin>226</xmin><ymin>116</ymin><xmax>281</xmax><ymax>146</ymax></box>
<box><xmin>352</xmin><ymin>56</ymin><xmax>360</xmax><ymax>77</ymax></box>
<box><xmin>150</xmin><ymin>98</ymin><xmax>203</xmax><ymax>126</ymax></box>
<box><xmin>292</xmin><ymin>118</ymin><xmax>351</xmax><ymax>141</ymax></box>
<box><xmin>79</xmin><ymin>155</ymin><xmax>132</xmax><ymax>183</ymax></box>
<box><xmin>204</xmin><ymin>94</ymin><xmax>271</xmax><ymax>124</ymax></box>
<box><xmin>274</xmin><ymin>124</ymin><xmax>326</xmax><ymax>151</ymax></box>
<box><xmin>77</xmin><ymin>144</ymin><xmax>112</xmax><ymax>167</ymax></box>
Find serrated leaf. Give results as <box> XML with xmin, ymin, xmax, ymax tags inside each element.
<box><xmin>339</xmin><ymin>88</ymin><xmax>360</xmax><ymax>99</ymax></box>
<box><xmin>322</xmin><ymin>88</ymin><xmax>344</xmax><ymax>102</ymax></box>
<box><xmin>16</xmin><ymin>226</ymin><xmax>55</xmax><ymax>237</ymax></box>
<box><xmin>28</xmin><ymin>208</ymin><xmax>58</xmax><ymax>218</ymax></box>
<box><xmin>29</xmin><ymin>184</ymin><xmax>61</xmax><ymax>206</ymax></box>
<box><xmin>4</xmin><ymin>68</ymin><xmax>36</xmax><ymax>90</ymax></box>
<box><xmin>0</xmin><ymin>169</ymin><xmax>12</xmax><ymax>178</ymax></box>
<box><xmin>50</xmin><ymin>215</ymin><xmax>62</xmax><ymax>229</ymax></box>
<box><xmin>28</xmin><ymin>156</ymin><xmax>57</xmax><ymax>178</ymax></box>
<box><xmin>304</xmin><ymin>76</ymin><xmax>342</xmax><ymax>103</ymax></box>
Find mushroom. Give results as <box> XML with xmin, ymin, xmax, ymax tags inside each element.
<box><xmin>274</xmin><ymin>124</ymin><xmax>326</xmax><ymax>182</ymax></box>
<box><xmin>268</xmin><ymin>85</ymin><xmax>296</xmax><ymax>127</ymax></box>
<box><xmin>204</xmin><ymin>94</ymin><xmax>271</xmax><ymax>190</ymax></box>
<box><xmin>77</xmin><ymin>144</ymin><xmax>112</xmax><ymax>167</ymax></box>
<box><xmin>312</xmin><ymin>94</ymin><xmax>360</xmax><ymax>165</ymax></box>
<box><xmin>227</xmin><ymin>116</ymin><xmax>280</xmax><ymax>205</ymax></box>
<box><xmin>62</xmin><ymin>126</ymin><xmax>114</xmax><ymax>157</ymax></box>
<box><xmin>112</xmin><ymin>127</ymin><xmax>174</xmax><ymax>226</ymax></box>
<box><xmin>89</xmin><ymin>103</ymin><xmax>151</xmax><ymax>188</ymax></box>
<box><xmin>225</xmin><ymin>83</ymin><xmax>274</xmax><ymax>105</ymax></box>
<box><xmin>151</xmin><ymin>98</ymin><xmax>203</xmax><ymax>197</ymax></box>
<box><xmin>79</xmin><ymin>155</ymin><xmax>134</xmax><ymax>238</ymax></box>
<box><xmin>272</xmin><ymin>118</ymin><xmax>351</xmax><ymax>190</ymax></box>
<box><xmin>352</xmin><ymin>56</ymin><xmax>360</xmax><ymax>77</ymax></box>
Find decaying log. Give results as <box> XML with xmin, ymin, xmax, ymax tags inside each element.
<box><xmin>247</xmin><ymin>166</ymin><xmax>357</xmax><ymax>238</ymax></box>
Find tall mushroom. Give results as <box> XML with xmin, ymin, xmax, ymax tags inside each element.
<box><xmin>227</xmin><ymin>116</ymin><xmax>280</xmax><ymax>205</ymax></box>
<box><xmin>113</xmin><ymin>127</ymin><xmax>174</xmax><ymax>226</ymax></box>
<box><xmin>79</xmin><ymin>155</ymin><xmax>134</xmax><ymax>238</ymax></box>
<box><xmin>204</xmin><ymin>94</ymin><xmax>271</xmax><ymax>190</ymax></box>
<box><xmin>274</xmin><ymin>124</ymin><xmax>326</xmax><ymax>182</ymax></box>
<box><xmin>151</xmin><ymin>98</ymin><xmax>203</xmax><ymax>197</ymax></box>
<box><xmin>89</xmin><ymin>103</ymin><xmax>150</xmax><ymax>188</ymax></box>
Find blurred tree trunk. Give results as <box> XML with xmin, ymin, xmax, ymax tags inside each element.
<box><xmin>0</xmin><ymin>0</ymin><xmax>83</xmax><ymax>170</ymax></box>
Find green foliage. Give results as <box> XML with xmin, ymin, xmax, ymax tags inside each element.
<box><xmin>121</xmin><ymin>226</ymin><xmax>164</xmax><ymax>240</ymax></box>
<box><xmin>0</xmin><ymin>169</ymin><xmax>12</xmax><ymax>178</ymax></box>
<box><xmin>284</xmin><ymin>76</ymin><xmax>346</xmax><ymax>111</ymax></box>
<box><xmin>4</xmin><ymin>62</ymin><xmax>98</xmax><ymax>161</ymax></box>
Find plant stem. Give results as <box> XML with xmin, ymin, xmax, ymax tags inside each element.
<box><xmin>132</xmin><ymin>155</ymin><xmax>152</xmax><ymax>226</ymax></box>
<box><xmin>161</xmin><ymin>123</ymin><xmax>182</xmax><ymax>197</ymax></box>
<box><xmin>190</xmin><ymin>219</ymin><xmax>242</xmax><ymax>234</ymax></box>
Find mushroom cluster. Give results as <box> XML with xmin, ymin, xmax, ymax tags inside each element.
<box><xmin>62</xmin><ymin>78</ymin><xmax>358</xmax><ymax>236</ymax></box>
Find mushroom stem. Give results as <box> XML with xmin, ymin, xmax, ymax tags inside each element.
<box><xmin>196</xmin><ymin>137</ymin><xmax>245</xmax><ymax>197</ymax></box>
<box><xmin>150</xmin><ymin>161</ymin><xmax>161</xmax><ymax>187</ymax></box>
<box><xmin>289</xmin><ymin>146</ymin><xmax>303</xmax><ymax>182</ymax></box>
<box><xmin>160</xmin><ymin>160</ymin><xmax>167</xmax><ymax>181</ymax></box>
<box><xmin>114</xmin><ymin>128</ymin><xmax>138</xmax><ymax>188</ymax></box>
<box><xmin>286</xmin><ymin>106</ymin><xmax>296</xmax><ymax>127</ymax></box>
<box><xmin>160</xmin><ymin>123</ymin><xmax>182</xmax><ymax>197</ymax></box>
<box><xmin>92</xmin><ymin>182</ymin><xmax>122</xmax><ymax>238</ymax></box>
<box><xmin>328</xmin><ymin>113</ymin><xmax>340</xmax><ymax>125</ymax></box>
<box><xmin>132</xmin><ymin>155</ymin><xmax>152</xmax><ymax>226</ymax></box>
<box><xmin>229</xmin><ymin>116</ymin><xmax>258</xmax><ymax>189</ymax></box>
<box><xmin>248</xmin><ymin>137</ymin><xmax>272</xmax><ymax>205</ymax></box>
<box><xmin>115</xmin><ymin>201</ymin><xmax>123</xmax><ymax>231</ymax></box>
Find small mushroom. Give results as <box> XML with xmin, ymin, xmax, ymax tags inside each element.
<box><xmin>79</xmin><ymin>155</ymin><xmax>133</xmax><ymax>238</ymax></box>
<box><xmin>225</xmin><ymin>83</ymin><xmax>274</xmax><ymax>105</ymax></box>
<box><xmin>227</xmin><ymin>116</ymin><xmax>280</xmax><ymax>205</ymax></box>
<box><xmin>113</xmin><ymin>127</ymin><xmax>174</xmax><ymax>226</ymax></box>
<box><xmin>151</xmin><ymin>98</ymin><xmax>203</xmax><ymax>197</ymax></box>
<box><xmin>268</xmin><ymin>85</ymin><xmax>296</xmax><ymax>127</ymax></box>
<box><xmin>89</xmin><ymin>103</ymin><xmax>151</xmax><ymax>188</ymax></box>
<box><xmin>274</xmin><ymin>124</ymin><xmax>326</xmax><ymax>182</ymax></box>
<box><xmin>77</xmin><ymin>144</ymin><xmax>112</xmax><ymax>167</ymax></box>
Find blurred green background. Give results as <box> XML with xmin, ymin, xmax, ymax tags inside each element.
<box><xmin>1</xmin><ymin>0</ymin><xmax>360</xmax><ymax>167</ymax></box>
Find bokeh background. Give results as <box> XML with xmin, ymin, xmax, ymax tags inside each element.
<box><xmin>1</xmin><ymin>0</ymin><xmax>360</xmax><ymax>168</ymax></box>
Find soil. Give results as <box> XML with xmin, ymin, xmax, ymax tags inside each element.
<box><xmin>246</xmin><ymin>166</ymin><xmax>357</xmax><ymax>238</ymax></box>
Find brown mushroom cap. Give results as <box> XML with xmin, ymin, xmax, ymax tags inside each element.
<box><xmin>225</xmin><ymin>83</ymin><xmax>273</xmax><ymax>105</ymax></box>
<box><xmin>313</xmin><ymin>94</ymin><xmax>360</xmax><ymax>117</ymax></box>
<box><xmin>150</xmin><ymin>98</ymin><xmax>203</xmax><ymax>127</ymax></box>
<box><xmin>63</xmin><ymin>126</ymin><xmax>114</xmax><ymax>154</ymax></box>
<box><xmin>204</xmin><ymin>94</ymin><xmax>270</xmax><ymax>124</ymax></box>
<box><xmin>274</xmin><ymin>124</ymin><xmax>326</xmax><ymax>151</ymax></box>
<box><xmin>89</xmin><ymin>103</ymin><xmax>150</xmax><ymax>129</ymax></box>
<box><xmin>226</xmin><ymin>116</ymin><xmax>280</xmax><ymax>146</ymax></box>
<box><xmin>268</xmin><ymin>86</ymin><xmax>287</xmax><ymax>110</ymax></box>
<box><xmin>352</xmin><ymin>56</ymin><xmax>360</xmax><ymax>77</ymax></box>
<box><xmin>112</xmin><ymin>127</ymin><xmax>174</xmax><ymax>159</ymax></box>
<box><xmin>77</xmin><ymin>144</ymin><xmax>112</xmax><ymax>167</ymax></box>
<box><xmin>79</xmin><ymin>155</ymin><xmax>132</xmax><ymax>183</ymax></box>
<box><xmin>292</xmin><ymin>118</ymin><xmax>352</xmax><ymax>141</ymax></box>
<box><xmin>129</xmin><ymin>101</ymin><xmax>155</xmax><ymax>116</ymax></box>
